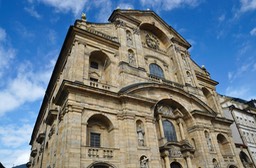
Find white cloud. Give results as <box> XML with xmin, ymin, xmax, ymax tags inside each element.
<box><xmin>90</xmin><ymin>0</ymin><xmax>113</xmax><ymax>22</ymax></box>
<box><xmin>0</xmin><ymin>60</ymin><xmax>53</xmax><ymax>116</ymax></box>
<box><xmin>0</xmin><ymin>148</ymin><xmax>30</xmax><ymax>168</ymax></box>
<box><xmin>0</xmin><ymin>27</ymin><xmax>16</xmax><ymax>78</ymax></box>
<box><xmin>0</xmin><ymin>122</ymin><xmax>32</xmax><ymax>168</ymax></box>
<box><xmin>218</xmin><ymin>14</ymin><xmax>225</xmax><ymax>22</ymax></box>
<box><xmin>38</xmin><ymin>0</ymin><xmax>88</xmax><ymax>16</ymax></box>
<box><xmin>240</xmin><ymin>0</ymin><xmax>256</xmax><ymax>12</ymax></box>
<box><xmin>253</xmin><ymin>63</ymin><xmax>256</xmax><ymax>71</ymax></box>
<box><xmin>0</xmin><ymin>27</ymin><xmax>6</xmax><ymax>42</ymax></box>
<box><xmin>250</xmin><ymin>27</ymin><xmax>256</xmax><ymax>36</ymax></box>
<box><xmin>139</xmin><ymin>0</ymin><xmax>201</xmax><ymax>11</ymax></box>
<box><xmin>48</xmin><ymin>29</ymin><xmax>57</xmax><ymax>44</ymax></box>
<box><xmin>24</xmin><ymin>6</ymin><xmax>42</xmax><ymax>19</ymax></box>
<box><xmin>14</xmin><ymin>22</ymin><xmax>35</xmax><ymax>39</ymax></box>
<box><xmin>228</xmin><ymin>63</ymin><xmax>253</xmax><ymax>82</ymax></box>
<box><xmin>0</xmin><ymin>124</ymin><xmax>33</xmax><ymax>148</ymax></box>
<box><xmin>225</xmin><ymin>86</ymin><xmax>255</xmax><ymax>100</ymax></box>
<box><xmin>117</xmin><ymin>3</ymin><xmax>134</xmax><ymax>9</ymax></box>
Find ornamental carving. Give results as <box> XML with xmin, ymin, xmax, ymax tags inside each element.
<box><xmin>169</xmin><ymin>146</ymin><xmax>183</xmax><ymax>158</ymax></box>
<box><xmin>157</xmin><ymin>105</ymin><xmax>174</xmax><ymax>117</ymax></box>
<box><xmin>146</xmin><ymin>33</ymin><xmax>159</xmax><ymax>49</ymax></box>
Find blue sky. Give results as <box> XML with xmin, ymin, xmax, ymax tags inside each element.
<box><xmin>0</xmin><ymin>0</ymin><xmax>255</xmax><ymax>167</ymax></box>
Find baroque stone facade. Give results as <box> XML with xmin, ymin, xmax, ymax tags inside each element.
<box><xmin>28</xmin><ymin>10</ymin><xmax>243</xmax><ymax>168</ymax></box>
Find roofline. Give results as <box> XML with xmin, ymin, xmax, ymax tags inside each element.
<box><xmin>108</xmin><ymin>9</ymin><xmax>191</xmax><ymax>49</ymax></box>
<box><xmin>29</xmin><ymin>25</ymin><xmax>75</xmax><ymax>145</ymax></box>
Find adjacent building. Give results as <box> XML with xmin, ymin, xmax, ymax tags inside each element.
<box><xmin>28</xmin><ymin>9</ymin><xmax>244</xmax><ymax>168</ymax></box>
<box><xmin>220</xmin><ymin>95</ymin><xmax>256</xmax><ymax>167</ymax></box>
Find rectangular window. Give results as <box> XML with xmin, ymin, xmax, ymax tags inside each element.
<box><xmin>90</xmin><ymin>132</ymin><xmax>100</xmax><ymax>147</ymax></box>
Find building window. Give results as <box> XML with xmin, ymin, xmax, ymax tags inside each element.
<box><xmin>162</xmin><ymin>120</ymin><xmax>177</xmax><ymax>142</ymax></box>
<box><xmin>149</xmin><ymin>63</ymin><xmax>164</xmax><ymax>78</ymax></box>
<box><xmin>90</xmin><ymin>133</ymin><xmax>100</xmax><ymax>147</ymax></box>
<box><xmin>90</xmin><ymin>61</ymin><xmax>99</xmax><ymax>69</ymax></box>
<box><xmin>90</xmin><ymin>77</ymin><xmax>98</xmax><ymax>82</ymax></box>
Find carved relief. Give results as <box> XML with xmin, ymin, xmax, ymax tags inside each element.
<box><xmin>146</xmin><ymin>33</ymin><xmax>159</xmax><ymax>49</ymax></box>
<box><xmin>115</xmin><ymin>19</ymin><xmax>126</xmax><ymax>28</ymax></box>
<box><xmin>137</xmin><ymin>123</ymin><xmax>145</xmax><ymax>146</ymax></box>
<box><xmin>126</xmin><ymin>30</ymin><xmax>133</xmax><ymax>46</ymax></box>
<box><xmin>157</xmin><ymin>105</ymin><xmax>174</xmax><ymax>117</ymax></box>
<box><xmin>169</xmin><ymin>146</ymin><xmax>183</xmax><ymax>158</ymax></box>
<box><xmin>128</xmin><ymin>50</ymin><xmax>136</xmax><ymax>66</ymax></box>
<box><xmin>133</xmin><ymin>27</ymin><xmax>140</xmax><ymax>35</ymax></box>
<box><xmin>140</xmin><ymin>156</ymin><xmax>149</xmax><ymax>168</ymax></box>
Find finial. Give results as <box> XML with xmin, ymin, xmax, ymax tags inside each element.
<box><xmin>116</xmin><ymin>6</ymin><xmax>120</xmax><ymax>9</ymax></box>
<box><xmin>147</xmin><ymin>8</ymin><xmax>150</xmax><ymax>11</ymax></box>
<box><xmin>81</xmin><ymin>13</ymin><xmax>86</xmax><ymax>21</ymax></box>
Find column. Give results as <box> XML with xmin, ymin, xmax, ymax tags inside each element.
<box><xmin>163</xmin><ymin>150</ymin><xmax>170</xmax><ymax>168</ymax></box>
<box><xmin>158</xmin><ymin>115</ymin><xmax>165</xmax><ymax>139</ymax></box>
<box><xmin>184</xmin><ymin>152</ymin><xmax>193</xmax><ymax>168</ymax></box>
<box><xmin>178</xmin><ymin>118</ymin><xmax>185</xmax><ymax>140</ymax></box>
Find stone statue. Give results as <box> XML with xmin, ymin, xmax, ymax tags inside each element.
<box><xmin>81</xmin><ymin>13</ymin><xmax>86</xmax><ymax>21</ymax></box>
<box><xmin>137</xmin><ymin>124</ymin><xmax>145</xmax><ymax>146</ymax></box>
<box><xmin>128</xmin><ymin>50</ymin><xmax>135</xmax><ymax>65</ymax></box>
<box><xmin>126</xmin><ymin>31</ymin><xmax>133</xmax><ymax>46</ymax></box>
<box><xmin>140</xmin><ymin>156</ymin><xmax>148</xmax><ymax>168</ymax></box>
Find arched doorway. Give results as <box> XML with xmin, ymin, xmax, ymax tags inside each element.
<box><xmin>87</xmin><ymin>162</ymin><xmax>115</xmax><ymax>168</ymax></box>
<box><xmin>171</xmin><ymin>162</ymin><xmax>182</xmax><ymax>168</ymax></box>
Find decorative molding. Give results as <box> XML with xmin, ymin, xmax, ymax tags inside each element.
<box><xmin>132</xmin><ymin>27</ymin><xmax>140</xmax><ymax>35</ymax></box>
<box><xmin>114</xmin><ymin>19</ymin><xmax>126</xmax><ymax>29</ymax></box>
<box><xmin>146</xmin><ymin>33</ymin><xmax>159</xmax><ymax>50</ymax></box>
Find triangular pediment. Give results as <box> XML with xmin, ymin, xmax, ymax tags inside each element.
<box><xmin>109</xmin><ymin>9</ymin><xmax>191</xmax><ymax>49</ymax></box>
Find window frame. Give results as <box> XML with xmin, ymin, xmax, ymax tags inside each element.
<box><xmin>149</xmin><ymin>63</ymin><xmax>164</xmax><ymax>78</ymax></box>
<box><xmin>90</xmin><ymin>132</ymin><xmax>101</xmax><ymax>147</ymax></box>
<box><xmin>162</xmin><ymin>120</ymin><xmax>177</xmax><ymax>142</ymax></box>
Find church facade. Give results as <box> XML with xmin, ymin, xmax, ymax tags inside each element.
<box><xmin>28</xmin><ymin>10</ymin><xmax>243</xmax><ymax>168</ymax></box>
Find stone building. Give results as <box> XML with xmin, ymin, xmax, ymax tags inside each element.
<box><xmin>220</xmin><ymin>95</ymin><xmax>256</xmax><ymax>167</ymax></box>
<box><xmin>28</xmin><ymin>9</ymin><xmax>243</xmax><ymax>168</ymax></box>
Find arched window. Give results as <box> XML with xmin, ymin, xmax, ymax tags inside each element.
<box><xmin>212</xmin><ymin>158</ymin><xmax>220</xmax><ymax>168</ymax></box>
<box><xmin>149</xmin><ymin>63</ymin><xmax>164</xmax><ymax>78</ymax></box>
<box><xmin>217</xmin><ymin>134</ymin><xmax>233</xmax><ymax>156</ymax></box>
<box><xmin>202</xmin><ymin>87</ymin><xmax>216</xmax><ymax>111</ymax></box>
<box><xmin>89</xmin><ymin>51</ymin><xmax>110</xmax><ymax>83</ymax></box>
<box><xmin>170</xmin><ymin>162</ymin><xmax>182</xmax><ymax>168</ymax></box>
<box><xmin>87</xmin><ymin>114</ymin><xmax>114</xmax><ymax>148</ymax></box>
<box><xmin>240</xmin><ymin>151</ymin><xmax>252</xmax><ymax>167</ymax></box>
<box><xmin>163</xmin><ymin>120</ymin><xmax>177</xmax><ymax>142</ymax></box>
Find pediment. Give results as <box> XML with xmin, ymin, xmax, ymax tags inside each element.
<box><xmin>119</xmin><ymin>82</ymin><xmax>215</xmax><ymax>114</ymax></box>
<box><xmin>109</xmin><ymin>9</ymin><xmax>191</xmax><ymax>49</ymax></box>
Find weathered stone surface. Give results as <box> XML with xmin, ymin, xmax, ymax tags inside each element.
<box><xmin>28</xmin><ymin>10</ymin><xmax>243</xmax><ymax>168</ymax></box>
